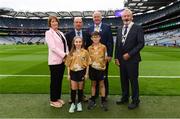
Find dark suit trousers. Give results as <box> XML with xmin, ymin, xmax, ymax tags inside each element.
<box><xmin>119</xmin><ymin>60</ymin><xmax>139</xmax><ymax>101</ymax></box>
<box><xmin>49</xmin><ymin>63</ymin><xmax>65</xmax><ymax>101</ymax></box>
<box><xmin>95</xmin><ymin>63</ymin><xmax>109</xmax><ymax>97</ymax></box>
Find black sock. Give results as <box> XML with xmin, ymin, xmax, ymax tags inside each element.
<box><xmin>71</xmin><ymin>89</ymin><xmax>76</xmax><ymax>103</ymax></box>
<box><xmin>101</xmin><ymin>97</ymin><xmax>106</xmax><ymax>103</ymax></box>
<box><xmin>78</xmin><ymin>89</ymin><xmax>83</xmax><ymax>103</ymax></box>
<box><xmin>91</xmin><ymin>96</ymin><xmax>96</xmax><ymax>102</ymax></box>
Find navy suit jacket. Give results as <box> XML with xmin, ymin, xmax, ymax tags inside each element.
<box><xmin>115</xmin><ymin>24</ymin><xmax>144</xmax><ymax>63</ymax></box>
<box><xmin>88</xmin><ymin>23</ymin><xmax>114</xmax><ymax>57</ymax></box>
<box><xmin>65</xmin><ymin>30</ymin><xmax>91</xmax><ymax>50</ymax></box>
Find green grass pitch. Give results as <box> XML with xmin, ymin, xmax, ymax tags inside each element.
<box><xmin>0</xmin><ymin>45</ymin><xmax>180</xmax><ymax>95</ymax></box>
<box><xmin>1</xmin><ymin>45</ymin><xmax>180</xmax><ymax>118</ymax></box>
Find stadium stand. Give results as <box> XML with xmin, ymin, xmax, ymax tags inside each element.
<box><xmin>145</xmin><ymin>28</ymin><xmax>180</xmax><ymax>46</ymax></box>
<box><xmin>0</xmin><ymin>0</ymin><xmax>180</xmax><ymax>45</ymax></box>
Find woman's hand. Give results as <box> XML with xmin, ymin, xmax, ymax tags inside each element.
<box><xmin>85</xmin><ymin>74</ymin><xmax>89</xmax><ymax>80</ymax></box>
<box><xmin>67</xmin><ymin>75</ymin><xmax>70</xmax><ymax>81</ymax></box>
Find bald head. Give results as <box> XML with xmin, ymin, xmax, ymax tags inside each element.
<box><xmin>73</xmin><ymin>17</ymin><xmax>83</xmax><ymax>31</ymax></box>
<box><xmin>92</xmin><ymin>11</ymin><xmax>102</xmax><ymax>25</ymax></box>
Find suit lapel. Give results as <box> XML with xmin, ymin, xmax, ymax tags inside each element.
<box><xmin>73</xmin><ymin>30</ymin><xmax>76</xmax><ymax>38</ymax></box>
<box><xmin>124</xmin><ymin>24</ymin><xmax>135</xmax><ymax>45</ymax></box>
<box><xmin>100</xmin><ymin>24</ymin><xmax>103</xmax><ymax>33</ymax></box>
<box><xmin>82</xmin><ymin>31</ymin><xmax>85</xmax><ymax>39</ymax></box>
<box><xmin>119</xmin><ymin>27</ymin><xmax>123</xmax><ymax>44</ymax></box>
<box><xmin>51</xmin><ymin>29</ymin><xmax>61</xmax><ymax>42</ymax></box>
<box><xmin>126</xmin><ymin>24</ymin><xmax>135</xmax><ymax>40</ymax></box>
<box><xmin>59</xmin><ymin>32</ymin><xmax>66</xmax><ymax>40</ymax></box>
<box><xmin>91</xmin><ymin>26</ymin><xmax>94</xmax><ymax>33</ymax></box>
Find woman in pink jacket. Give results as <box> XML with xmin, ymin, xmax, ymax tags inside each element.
<box><xmin>45</xmin><ymin>16</ymin><xmax>69</xmax><ymax>108</ymax></box>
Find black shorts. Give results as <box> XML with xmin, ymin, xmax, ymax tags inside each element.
<box><xmin>89</xmin><ymin>66</ymin><xmax>104</xmax><ymax>81</ymax></box>
<box><xmin>70</xmin><ymin>69</ymin><xmax>86</xmax><ymax>82</ymax></box>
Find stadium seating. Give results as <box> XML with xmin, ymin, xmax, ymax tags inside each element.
<box><xmin>0</xmin><ymin>1</ymin><xmax>180</xmax><ymax>45</ymax></box>
<box><xmin>145</xmin><ymin>28</ymin><xmax>180</xmax><ymax>46</ymax></box>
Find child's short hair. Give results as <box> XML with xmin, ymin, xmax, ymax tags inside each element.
<box><xmin>91</xmin><ymin>31</ymin><xmax>100</xmax><ymax>37</ymax></box>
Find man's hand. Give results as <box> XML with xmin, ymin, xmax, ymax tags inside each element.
<box><xmin>106</xmin><ymin>57</ymin><xmax>112</xmax><ymax>62</ymax></box>
<box><xmin>123</xmin><ymin>53</ymin><xmax>130</xmax><ymax>61</ymax></box>
<box><xmin>115</xmin><ymin>59</ymin><xmax>120</xmax><ymax>66</ymax></box>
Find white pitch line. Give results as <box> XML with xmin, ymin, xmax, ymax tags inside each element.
<box><xmin>0</xmin><ymin>74</ymin><xmax>180</xmax><ymax>78</ymax></box>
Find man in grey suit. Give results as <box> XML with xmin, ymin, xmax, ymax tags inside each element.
<box><xmin>115</xmin><ymin>8</ymin><xmax>144</xmax><ymax>109</ymax></box>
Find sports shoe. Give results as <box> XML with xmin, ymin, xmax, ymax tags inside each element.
<box><xmin>87</xmin><ymin>99</ymin><xmax>96</xmax><ymax>110</ymax></box>
<box><xmin>101</xmin><ymin>101</ymin><xmax>108</xmax><ymax>111</ymax></box>
<box><xmin>69</xmin><ymin>103</ymin><xmax>76</xmax><ymax>113</ymax></box>
<box><xmin>77</xmin><ymin>102</ymin><xmax>82</xmax><ymax>112</ymax></box>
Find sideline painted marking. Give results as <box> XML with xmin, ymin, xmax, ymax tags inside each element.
<box><xmin>0</xmin><ymin>74</ymin><xmax>180</xmax><ymax>78</ymax></box>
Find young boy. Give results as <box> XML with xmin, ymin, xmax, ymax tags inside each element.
<box><xmin>87</xmin><ymin>31</ymin><xmax>108</xmax><ymax>111</ymax></box>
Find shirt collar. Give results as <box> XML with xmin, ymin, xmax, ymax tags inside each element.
<box><xmin>75</xmin><ymin>29</ymin><xmax>82</xmax><ymax>33</ymax></box>
<box><xmin>94</xmin><ymin>22</ymin><xmax>102</xmax><ymax>28</ymax></box>
<box><xmin>123</xmin><ymin>22</ymin><xmax>134</xmax><ymax>28</ymax></box>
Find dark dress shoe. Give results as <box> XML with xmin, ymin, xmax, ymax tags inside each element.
<box><xmin>128</xmin><ymin>100</ymin><xmax>140</xmax><ymax>109</ymax></box>
<box><xmin>116</xmin><ymin>99</ymin><xmax>129</xmax><ymax>105</ymax></box>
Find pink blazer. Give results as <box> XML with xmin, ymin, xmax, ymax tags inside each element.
<box><xmin>45</xmin><ymin>28</ymin><xmax>69</xmax><ymax>65</ymax></box>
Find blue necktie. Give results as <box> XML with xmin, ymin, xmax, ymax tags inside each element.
<box><xmin>77</xmin><ymin>31</ymin><xmax>80</xmax><ymax>36</ymax></box>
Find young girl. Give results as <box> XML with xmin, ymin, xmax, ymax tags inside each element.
<box><xmin>87</xmin><ymin>31</ymin><xmax>108</xmax><ymax>111</ymax></box>
<box><xmin>65</xmin><ymin>36</ymin><xmax>90</xmax><ymax>113</ymax></box>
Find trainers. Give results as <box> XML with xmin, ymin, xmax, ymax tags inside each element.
<box><xmin>87</xmin><ymin>99</ymin><xmax>96</xmax><ymax>110</ymax></box>
<box><xmin>77</xmin><ymin>102</ymin><xmax>82</xmax><ymax>112</ymax></box>
<box><xmin>101</xmin><ymin>101</ymin><xmax>108</xmax><ymax>111</ymax></box>
<box><xmin>69</xmin><ymin>103</ymin><xmax>76</xmax><ymax>113</ymax></box>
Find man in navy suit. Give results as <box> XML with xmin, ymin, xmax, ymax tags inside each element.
<box><xmin>65</xmin><ymin>17</ymin><xmax>91</xmax><ymax>50</ymax></box>
<box><xmin>88</xmin><ymin>11</ymin><xmax>114</xmax><ymax>100</ymax></box>
<box><xmin>65</xmin><ymin>17</ymin><xmax>91</xmax><ymax>103</ymax></box>
<box><xmin>115</xmin><ymin>8</ymin><xmax>144</xmax><ymax>109</ymax></box>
